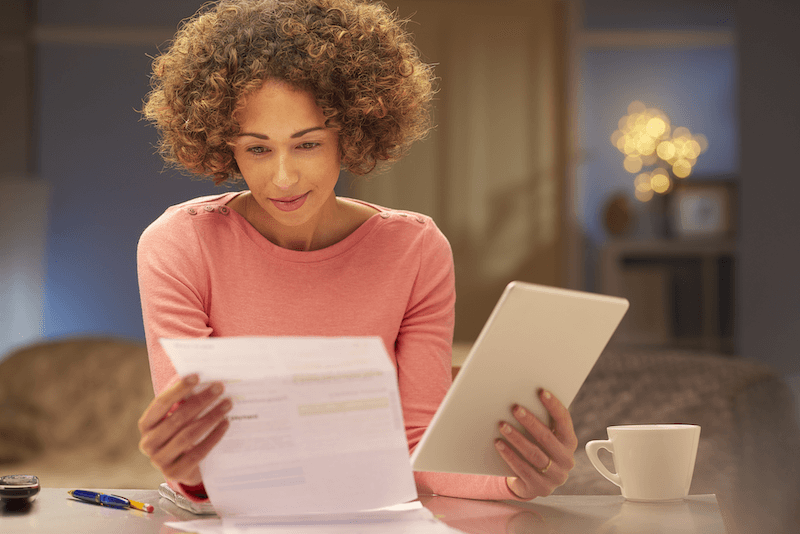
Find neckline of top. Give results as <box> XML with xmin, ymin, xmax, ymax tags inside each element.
<box><xmin>193</xmin><ymin>190</ymin><xmax>390</xmax><ymax>263</ymax></box>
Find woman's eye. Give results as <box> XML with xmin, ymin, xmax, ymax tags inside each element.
<box><xmin>298</xmin><ymin>142</ymin><xmax>320</xmax><ymax>150</ymax></box>
<box><xmin>247</xmin><ymin>146</ymin><xmax>269</xmax><ymax>154</ymax></box>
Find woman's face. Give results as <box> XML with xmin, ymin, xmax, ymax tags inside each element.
<box><xmin>231</xmin><ymin>80</ymin><xmax>341</xmax><ymax>245</ymax></box>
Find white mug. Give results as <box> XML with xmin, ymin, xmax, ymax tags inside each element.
<box><xmin>585</xmin><ymin>424</ymin><xmax>701</xmax><ymax>502</ymax></box>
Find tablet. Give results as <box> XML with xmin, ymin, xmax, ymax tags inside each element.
<box><xmin>410</xmin><ymin>281</ymin><xmax>629</xmax><ymax>477</ymax></box>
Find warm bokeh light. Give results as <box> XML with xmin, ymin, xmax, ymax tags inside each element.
<box><xmin>632</xmin><ymin>168</ymin><xmax>672</xmax><ymax>198</ymax></box>
<box><xmin>611</xmin><ymin>102</ymin><xmax>708</xmax><ymax>201</ymax></box>
<box><xmin>673</xmin><ymin>159</ymin><xmax>692</xmax><ymax>178</ymax></box>
<box><xmin>634</xmin><ymin>172</ymin><xmax>652</xmax><ymax>192</ymax></box>
<box><xmin>628</xmin><ymin>100</ymin><xmax>647</xmax><ymax>114</ymax></box>
<box><xmin>610</xmin><ymin>129</ymin><xmax>623</xmax><ymax>147</ymax></box>
<box><xmin>657</xmin><ymin>140</ymin><xmax>676</xmax><ymax>160</ymax></box>
<box><xmin>642</xmin><ymin>153</ymin><xmax>658</xmax><ymax>166</ymax></box>
<box><xmin>694</xmin><ymin>133</ymin><xmax>709</xmax><ymax>153</ymax></box>
<box><xmin>650</xmin><ymin>169</ymin><xmax>672</xmax><ymax>194</ymax></box>
<box><xmin>672</xmin><ymin>126</ymin><xmax>691</xmax><ymax>139</ymax></box>
<box><xmin>637</xmin><ymin>135</ymin><xmax>656</xmax><ymax>156</ymax></box>
<box><xmin>623</xmin><ymin>155</ymin><xmax>643</xmax><ymax>173</ymax></box>
<box><xmin>646</xmin><ymin>116</ymin><xmax>667</xmax><ymax>138</ymax></box>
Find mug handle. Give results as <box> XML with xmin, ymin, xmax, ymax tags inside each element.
<box><xmin>585</xmin><ymin>440</ymin><xmax>621</xmax><ymax>488</ymax></box>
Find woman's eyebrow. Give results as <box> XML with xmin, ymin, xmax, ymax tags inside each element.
<box><xmin>237</xmin><ymin>126</ymin><xmax>326</xmax><ymax>140</ymax></box>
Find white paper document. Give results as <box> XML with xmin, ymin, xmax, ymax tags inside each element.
<box><xmin>165</xmin><ymin>502</ymin><xmax>464</xmax><ymax>533</ymax></box>
<box><xmin>160</xmin><ymin>336</ymin><xmax>418</xmax><ymax>517</ymax></box>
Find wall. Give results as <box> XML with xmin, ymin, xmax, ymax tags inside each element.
<box><xmin>0</xmin><ymin>181</ymin><xmax>49</xmax><ymax>358</ymax></box>
<box><xmin>737</xmin><ymin>0</ymin><xmax>800</xmax><ymax>374</ymax></box>
<box><xmin>582</xmin><ymin>0</ymin><xmax>735</xmax><ymax>30</ymax></box>
<box><xmin>358</xmin><ymin>0</ymin><xmax>568</xmax><ymax>341</ymax></box>
<box><xmin>34</xmin><ymin>1</ymin><xmax>223</xmax><ymax>344</ymax></box>
<box><xmin>0</xmin><ymin>0</ymin><xmax>46</xmax><ymax>359</ymax></box>
<box><xmin>0</xmin><ymin>0</ymin><xmax>32</xmax><ymax>177</ymax></box>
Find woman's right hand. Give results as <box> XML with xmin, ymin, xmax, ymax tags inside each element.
<box><xmin>138</xmin><ymin>373</ymin><xmax>232</xmax><ymax>486</ymax></box>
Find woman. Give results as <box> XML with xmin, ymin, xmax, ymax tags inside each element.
<box><xmin>137</xmin><ymin>0</ymin><xmax>577</xmax><ymax>504</ymax></box>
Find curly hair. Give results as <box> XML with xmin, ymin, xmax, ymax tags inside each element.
<box><xmin>142</xmin><ymin>0</ymin><xmax>436</xmax><ymax>183</ymax></box>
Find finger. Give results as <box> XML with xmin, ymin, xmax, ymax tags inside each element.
<box><xmin>499</xmin><ymin>419</ymin><xmax>570</xmax><ymax>488</ymax></box>
<box><xmin>163</xmin><ymin>418</ymin><xmax>230</xmax><ymax>482</ymax></box>
<box><xmin>138</xmin><ymin>374</ymin><xmax>200</xmax><ymax>432</ymax></box>
<box><xmin>139</xmin><ymin>383</ymin><xmax>226</xmax><ymax>456</ymax></box>
<box><xmin>539</xmin><ymin>389</ymin><xmax>578</xmax><ymax>452</ymax></box>
<box><xmin>494</xmin><ymin>440</ymin><xmax>552</xmax><ymax>498</ymax></box>
<box><xmin>499</xmin><ymin>421</ymin><xmax>552</xmax><ymax>472</ymax></box>
<box><xmin>510</xmin><ymin>404</ymin><xmax>573</xmax><ymax>469</ymax></box>
<box><xmin>157</xmin><ymin>382</ymin><xmax>226</xmax><ymax>437</ymax></box>
<box><xmin>149</xmin><ymin>397</ymin><xmax>232</xmax><ymax>470</ymax></box>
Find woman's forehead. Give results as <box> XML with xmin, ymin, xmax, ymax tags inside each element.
<box><xmin>236</xmin><ymin>80</ymin><xmax>327</xmax><ymax>133</ymax></box>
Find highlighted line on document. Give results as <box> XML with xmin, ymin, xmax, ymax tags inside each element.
<box><xmin>298</xmin><ymin>397</ymin><xmax>390</xmax><ymax>416</ymax></box>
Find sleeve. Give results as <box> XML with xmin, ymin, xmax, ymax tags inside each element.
<box><xmin>137</xmin><ymin>211</ymin><xmax>214</xmax><ymax>394</ymax></box>
<box><xmin>396</xmin><ymin>220</ymin><xmax>522</xmax><ymax>501</ymax></box>
<box><xmin>137</xmin><ymin>211</ymin><xmax>214</xmax><ymax>503</ymax></box>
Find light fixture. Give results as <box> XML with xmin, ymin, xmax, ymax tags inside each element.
<box><xmin>611</xmin><ymin>101</ymin><xmax>708</xmax><ymax>202</ymax></box>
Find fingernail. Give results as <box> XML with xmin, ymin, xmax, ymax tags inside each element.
<box><xmin>210</xmin><ymin>382</ymin><xmax>224</xmax><ymax>395</ymax></box>
<box><xmin>501</xmin><ymin>423</ymin><xmax>513</xmax><ymax>435</ymax></box>
<box><xmin>515</xmin><ymin>406</ymin><xmax>527</xmax><ymax>418</ymax></box>
<box><xmin>185</xmin><ymin>374</ymin><xmax>199</xmax><ymax>386</ymax></box>
<box><xmin>496</xmin><ymin>440</ymin><xmax>506</xmax><ymax>451</ymax></box>
<box><xmin>541</xmin><ymin>390</ymin><xmax>552</xmax><ymax>400</ymax></box>
<box><xmin>221</xmin><ymin>398</ymin><xmax>233</xmax><ymax>412</ymax></box>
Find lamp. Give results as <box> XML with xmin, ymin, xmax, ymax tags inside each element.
<box><xmin>611</xmin><ymin>101</ymin><xmax>708</xmax><ymax>202</ymax></box>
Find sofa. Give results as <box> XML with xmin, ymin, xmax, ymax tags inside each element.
<box><xmin>0</xmin><ymin>338</ymin><xmax>163</xmax><ymax>489</ymax></box>
<box><xmin>1</xmin><ymin>337</ymin><xmax>798</xmax><ymax>532</ymax></box>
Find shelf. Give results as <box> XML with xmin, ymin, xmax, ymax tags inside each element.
<box><xmin>600</xmin><ymin>239</ymin><xmax>736</xmax><ymax>353</ymax></box>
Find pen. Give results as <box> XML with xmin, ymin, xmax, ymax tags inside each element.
<box><xmin>128</xmin><ymin>497</ymin><xmax>155</xmax><ymax>513</ymax></box>
<box><xmin>68</xmin><ymin>490</ymin><xmax>154</xmax><ymax>513</ymax></box>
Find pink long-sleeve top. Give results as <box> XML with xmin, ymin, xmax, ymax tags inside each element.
<box><xmin>137</xmin><ymin>191</ymin><xmax>518</xmax><ymax>503</ymax></box>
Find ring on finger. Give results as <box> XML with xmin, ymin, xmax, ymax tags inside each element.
<box><xmin>538</xmin><ymin>456</ymin><xmax>553</xmax><ymax>475</ymax></box>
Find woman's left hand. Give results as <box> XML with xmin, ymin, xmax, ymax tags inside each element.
<box><xmin>494</xmin><ymin>389</ymin><xmax>578</xmax><ymax>500</ymax></box>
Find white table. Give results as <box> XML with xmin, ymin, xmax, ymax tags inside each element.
<box><xmin>422</xmin><ymin>493</ymin><xmax>730</xmax><ymax>533</ymax></box>
<box><xmin>1</xmin><ymin>488</ymin><xmax>731</xmax><ymax>533</ymax></box>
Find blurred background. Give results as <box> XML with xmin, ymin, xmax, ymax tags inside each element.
<box><xmin>0</xmin><ymin>0</ymin><xmax>797</xmax><ymax>376</ymax></box>
<box><xmin>2</xmin><ymin>2</ymin><xmax>800</xmax><ymax>529</ymax></box>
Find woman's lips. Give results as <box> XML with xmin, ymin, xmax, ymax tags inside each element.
<box><xmin>269</xmin><ymin>192</ymin><xmax>309</xmax><ymax>212</ymax></box>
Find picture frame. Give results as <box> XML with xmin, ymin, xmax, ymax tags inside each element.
<box><xmin>667</xmin><ymin>178</ymin><xmax>737</xmax><ymax>239</ymax></box>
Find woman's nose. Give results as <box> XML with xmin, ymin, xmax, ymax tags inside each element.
<box><xmin>273</xmin><ymin>153</ymin><xmax>298</xmax><ymax>190</ymax></box>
